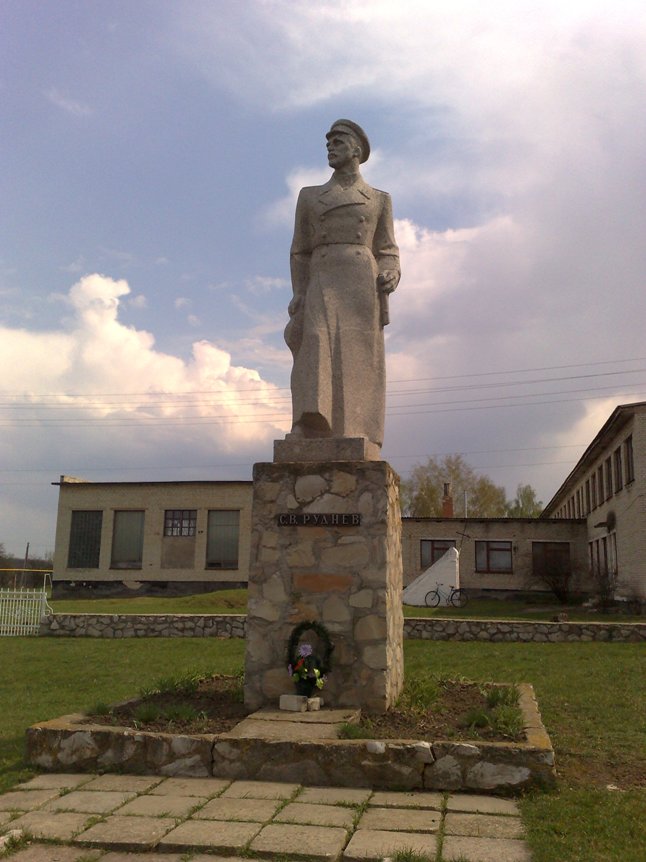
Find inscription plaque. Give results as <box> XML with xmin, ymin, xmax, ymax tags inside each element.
<box><xmin>276</xmin><ymin>513</ymin><xmax>361</xmax><ymax>527</ymax></box>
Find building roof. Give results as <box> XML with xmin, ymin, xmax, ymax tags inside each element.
<box><xmin>52</xmin><ymin>475</ymin><xmax>252</xmax><ymax>488</ymax></box>
<box><xmin>541</xmin><ymin>400</ymin><xmax>646</xmax><ymax>517</ymax></box>
<box><xmin>402</xmin><ymin>516</ymin><xmax>562</xmax><ymax>524</ymax></box>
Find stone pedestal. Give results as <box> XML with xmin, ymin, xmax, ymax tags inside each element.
<box><xmin>273</xmin><ymin>437</ymin><xmax>381</xmax><ymax>463</ymax></box>
<box><xmin>244</xmin><ymin>459</ymin><xmax>404</xmax><ymax>713</ymax></box>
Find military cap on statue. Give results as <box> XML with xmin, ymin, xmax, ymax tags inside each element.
<box><xmin>326</xmin><ymin>119</ymin><xmax>371</xmax><ymax>163</ymax></box>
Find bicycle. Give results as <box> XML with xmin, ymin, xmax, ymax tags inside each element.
<box><xmin>424</xmin><ymin>583</ymin><xmax>468</xmax><ymax>608</ymax></box>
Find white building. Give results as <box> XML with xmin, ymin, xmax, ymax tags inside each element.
<box><xmin>542</xmin><ymin>401</ymin><xmax>646</xmax><ymax>601</ymax></box>
<box><xmin>51</xmin><ymin>401</ymin><xmax>646</xmax><ymax>602</ymax></box>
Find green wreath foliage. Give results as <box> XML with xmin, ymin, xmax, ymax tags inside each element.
<box><xmin>286</xmin><ymin>620</ymin><xmax>334</xmax><ymax>676</ymax></box>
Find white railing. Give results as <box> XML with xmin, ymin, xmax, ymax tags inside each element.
<box><xmin>0</xmin><ymin>575</ymin><xmax>52</xmax><ymax>636</ymax></box>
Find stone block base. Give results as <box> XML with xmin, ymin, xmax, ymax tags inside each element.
<box><xmin>244</xmin><ymin>460</ymin><xmax>404</xmax><ymax>713</ymax></box>
<box><xmin>279</xmin><ymin>695</ymin><xmax>308</xmax><ymax>712</ymax></box>
<box><xmin>273</xmin><ymin>437</ymin><xmax>381</xmax><ymax>463</ymax></box>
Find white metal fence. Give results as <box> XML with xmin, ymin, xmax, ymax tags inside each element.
<box><xmin>0</xmin><ymin>577</ymin><xmax>52</xmax><ymax>636</ymax></box>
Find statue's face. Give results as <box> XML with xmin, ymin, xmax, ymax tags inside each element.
<box><xmin>326</xmin><ymin>132</ymin><xmax>360</xmax><ymax>169</ymax></box>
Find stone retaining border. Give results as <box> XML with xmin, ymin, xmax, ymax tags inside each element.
<box><xmin>25</xmin><ymin>684</ymin><xmax>554</xmax><ymax>795</ymax></box>
<box><xmin>39</xmin><ymin>613</ymin><xmax>646</xmax><ymax>642</ymax></box>
<box><xmin>403</xmin><ymin>617</ymin><xmax>645</xmax><ymax>642</ymax></box>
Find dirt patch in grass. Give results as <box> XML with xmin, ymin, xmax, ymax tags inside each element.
<box><xmin>556</xmin><ymin>751</ymin><xmax>646</xmax><ymax>790</ymax></box>
<box><xmin>362</xmin><ymin>679</ymin><xmax>523</xmax><ymax>741</ymax></box>
<box><xmin>84</xmin><ymin>675</ymin><xmax>523</xmax><ymax>743</ymax></box>
<box><xmin>84</xmin><ymin>675</ymin><xmax>249</xmax><ymax>734</ymax></box>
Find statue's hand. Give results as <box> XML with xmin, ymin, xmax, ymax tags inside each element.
<box><xmin>288</xmin><ymin>295</ymin><xmax>303</xmax><ymax>317</ymax></box>
<box><xmin>377</xmin><ymin>270</ymin><xmax>400</xmax><ymax>294</ymax></box>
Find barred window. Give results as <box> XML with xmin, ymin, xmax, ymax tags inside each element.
<box><xmin>164</xmin><ymin>509</ymin><xmax>197</xmax><ymax>537</ymax></box>
<box><xmin>68</xmin><ymin>510</ymin><xmax>102</xmax><ymax>568</ymax></box>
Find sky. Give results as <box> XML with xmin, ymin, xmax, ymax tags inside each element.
<box><xmin>2</xmin><ymin>0</ymin><xmax>646</xmax><ymax>558</ymax></box>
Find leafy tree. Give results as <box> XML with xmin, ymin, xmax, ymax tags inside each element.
<box><xmin>505</xmin><ymin>483</ymin><xmax>543</xmax><ymax>517</ymax></box>
<box><xmin>400</xmin><ymin>454</ymin><xmax>508</xmax><ymax>517</ymax></box>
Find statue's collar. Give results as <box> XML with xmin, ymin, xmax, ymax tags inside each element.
<box><xmin>318</xmin><ymin>176</ymin><xmax>371</xmax><ymax>208</ymax></box>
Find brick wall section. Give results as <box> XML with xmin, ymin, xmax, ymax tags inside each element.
<box><xmin>402</xmin><ymin>517</ymin><xmax>589</xmax><ymax>591</ymax></box>
<box><xmin>53</xmin><ymin>479</ymin><xmax>253</xmax><ymax>587</ymax></box>
<box><xmin>39</xmin><ymin>613</ymin><xmax>645</xmax><ymax>642</ymax></box>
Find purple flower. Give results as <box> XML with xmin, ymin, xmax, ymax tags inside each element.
<box><xmin>298</xmin><ymin>643</ymin><xmax>313</xmax><ymax>658</ymax></box>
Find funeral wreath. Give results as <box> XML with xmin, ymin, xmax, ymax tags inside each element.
<box><xmin>286</xmin><ymin>620</ymin><xmax>334</xmax><ymax>696</ymax></box>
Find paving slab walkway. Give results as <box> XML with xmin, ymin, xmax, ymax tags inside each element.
<box><xmin>0</xmin><ymin>774</ymin><xmax>532</xmax><ymax>861</ymax></box>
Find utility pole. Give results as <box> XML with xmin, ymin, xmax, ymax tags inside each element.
<box><xmin>21</xmin><ymin>542</ymin><xmax>30</xmax><ymax>589</ymax></box>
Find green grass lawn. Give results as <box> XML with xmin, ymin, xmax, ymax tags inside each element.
<box><xmin>50</xmin><ymin>589</ymin><xmax>643</xmax><ymax>623</ymax></box>
<box><xmin>403</xmin><ymin>598</ymin><xmax>644</xmax><ymax>623</ymax></box>
<box><xmin>0</xmin><ymin>637</ymin><xmax>643</xmax><ymax>860</ymax></box>
<box><xmin>50</xmin><ymin>588</ymin><xmax>248</xmax><ymax>615</ymax></box>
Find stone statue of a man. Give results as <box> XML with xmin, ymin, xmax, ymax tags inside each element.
<box><xmin>285</xmin><ymin>119</ymin><xmax>400</xmax><ymax>449</ymax></box>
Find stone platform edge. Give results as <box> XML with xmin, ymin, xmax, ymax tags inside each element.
<box><xmin>25</xmin><ymin>684</ymin><xmax>554</xmax><ymax>795</ymax></box>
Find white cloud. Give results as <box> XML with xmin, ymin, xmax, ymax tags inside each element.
<box><xmin>0</xmin><ymin>274</ymin><xmax>293</xmax><ymax>549</ymax></box>
<box><xmin>128</xmin><ymin>294</ymin><xmax>147</xmax><ymax>309</ymax></box>
<box><xmin>99</xmin><ymin>247</ymin><xmax>136</xmax><ymax>268</ymax></box>
<box><xmin>245</xmin><ymin>275</ymin><xmax>290</xmax><ymax>296</ymax></box>
<box><xmin>0</xmin><ymin>273</ymin><xmax>288</xmax><ymax>450</ymax></box>
<box><xmin>259</xmin><ymin>166</ymin><xmax>329</xmax><ymax>228</ymax></box>
<box><xmin>170</xmin><ymin>2</ymin><xmax>646</xmax><ymax>115</ymax></box>
<box><xmin>45</xmin><ymin>87</ymin><xmax>92</xmax><ymax>117</ymax></box>
<box><xmin>60</xmin><ymin>256</ymin><xmax>86</xmax><ymax>274</ymax></box>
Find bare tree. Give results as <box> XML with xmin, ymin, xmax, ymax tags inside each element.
<box><xmin>400</xmin><ymin>454</ymin><xmax>508</xmax><ymax>517</ymax></box>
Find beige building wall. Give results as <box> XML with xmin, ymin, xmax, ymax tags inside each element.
<box><xmin>53</xmin><ymin>478</ymin><xmax>253</xmax><ymax>589</ymax></box>
<box><xmin>401</xmin><ymin>517</ymin><xmax>589</xmax><ymax>595</ymax></box>
<box><xmin>545</xmin><ymin>405</ymin><xmax>646</xmax><ymax>600</ymax></box>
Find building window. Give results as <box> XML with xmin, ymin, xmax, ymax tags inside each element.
<box><xmin>584</xmin><ymin>479</ymin><xmax>591</xmax><ymax>515</ymax></box>
<box><xmin>624</xmin><ymin>436</ymin><xmax>635</xmax><ymax>484</ymax></box>
<box><xmin>68</xmin><ymin>510</ymin><xmax>102</xmax><ymax>568</ymax></box>
<box><xmin>206</xmin><ymin>510</ymin><xmax>239</xmax><ymax>569</ymax></box>
<box><xmin>532</xmin><ymin>541</ymin><xmax>571</xmax><ymax>582</ymax></box>
<box><xmin>597</xmin><ymin>465</ymin><xmax>604</xmax><ymax>504</ymax></box>
<box><xmin>604</xmin><ymin>458</ymin><xmax>613</xmax><ymax>501</ymax></box>
<box><xmin>164</xmin><ymin>509</ymin><xmax>197</xmax><ymax>537</ymax></box>
<box><xmin>609</xmin><ymin>532</ymin><xmax>617</xmax><ymax>575</ymax></box>
<box><xmin>475</xmin><ymin>540</ymin><xmax>513</xmax><ymax>573</ymax></box>
<box><xmin>420</xmin><ymin>539</ymin><xmax>457</xmax><ymax>569</ymax></box>
<box><xmin>613</xmin><ymin>447</ymin><xmax>623</xmax><ymax>493</ymax></box>
<box><xmin>111</xmin><ymin>510</ymin><xmax>144</xmax><ymax>569</ymax></box>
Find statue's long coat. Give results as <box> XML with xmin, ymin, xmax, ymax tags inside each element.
<box><xmin>287</xmin><ymin>176</ymin><xmax>400</xmax><ymax>446</ymax></box>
